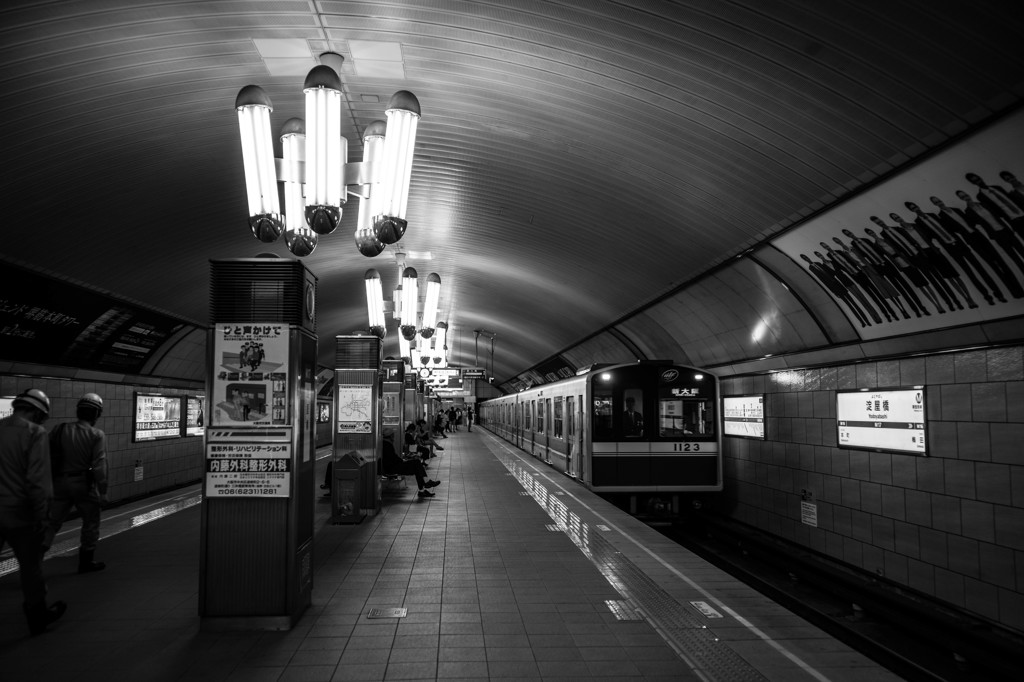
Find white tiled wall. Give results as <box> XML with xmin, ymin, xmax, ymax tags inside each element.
<box><xmin>721</xmin><ymin>345</ymin><xmax>1024</xmax><ymax>634</ymax></box>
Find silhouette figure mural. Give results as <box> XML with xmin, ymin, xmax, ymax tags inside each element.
<box><xmin>773</xmin><ymin>109</ymin><xmax>1024</xmax><ymax>338</ymax></box>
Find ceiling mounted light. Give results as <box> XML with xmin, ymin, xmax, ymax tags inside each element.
<box><xmin>364</xmin><ymin>269</ymin><xmax>386</xmax><ymax>338</ymax></box>
<box><xmin>234</xmin><ymin>52</ymin><xmax>422</xmax><ymax>257</ymax></box>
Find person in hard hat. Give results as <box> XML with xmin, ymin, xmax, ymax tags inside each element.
<box><xmin>0</xmin><ymin>388</ymin><xmax>68</xmax><ymax>635</ymax></box>
<box><xmin>42</xmin><ymin>393</ymin><xmax>109</xmax><ymax>573</ymax></box>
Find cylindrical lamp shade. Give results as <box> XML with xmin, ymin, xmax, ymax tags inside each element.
<box><xmin>400</xmin><ymin>267</ymin><xmax>418</xmax><ymax>328</ymax></box>
<box><xmin>303</xmin><ymin>65</ymin><xmax>345</xmax><ymax>234</ymax></box>
<box><xmin>435</xmin><ymin>322</ymin><xmax>448</xmax><ymax>367</ymax></box>
<box><xmin>235</xmin><ymin>85</ymin><xmax>282</xmax><ymax>242</ymax></box>
<box><xmin>364</xmin><ymin>269</ymin><xmax>386</xmax><ymax>335</ymax></box>
<box><xmin>354</xmin><ymin>120</ymin><xmax>388</xmax><ymax>257</ymax></box>
<box><xmin>374</xmin><ymin>91</ymin><xmax>420</xmax><ymax>242</ymax></box>
<box><xmin>398</xmin><ymin>333</ymin><xmax>411</xmax><ymax>364</ymax></box>
<box><xmin>280</xmin><ymin>119</ymin><xmax>316</xmax><ymax>256</ymax></box>
<box><xmin>420</xmin><ymin>273</ymin><xmax>441</xmax><ymax>335</ymax></box>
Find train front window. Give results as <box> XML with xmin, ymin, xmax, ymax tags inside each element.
<box><xmin>592</xmin><ymin>388</ymin><xmax>612</xmax><ymax>439</ymax></box>
<box><xmin>622</xmin><ymin>389</ymin><xmax>644</xmax><ymax>438</ymax></box>
<box><xmin>659</xmin><ymin>397</ymin><xmax>715</xmax><ymax>436</ymax></box>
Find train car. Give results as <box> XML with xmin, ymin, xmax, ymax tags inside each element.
<box><xmin>479</xmin><ymin>361</ymin><xmax>722</xmax><ymax>517</ymax></box>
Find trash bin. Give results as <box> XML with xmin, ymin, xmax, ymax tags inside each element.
<box><xmin>332</xmin><ymin>451</ymin><xmax>365</xmax><ymax>524</ymax></box>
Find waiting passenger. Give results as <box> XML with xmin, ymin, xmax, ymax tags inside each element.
<box><xmin>384</xmin><ymin>430</ymin><xmax>440</xmax><ymax>498</ymax></box>
<box><xmin>416</xmin><ymin>419</ymin><xmax>443</xmax><ymax>456</ymax></box>
<box><xmin>404</xmin><ymin>423</ymin><xmax>431</xmax><ymax>463</ymax></box>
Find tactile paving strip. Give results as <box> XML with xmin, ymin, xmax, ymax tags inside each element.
<box><xmin>500</xmin><ymin>454</ymin><xmax>770</xmax><ymax>682</ymax></box>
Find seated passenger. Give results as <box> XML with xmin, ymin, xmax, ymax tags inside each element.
<box><xmin>404</xmin><ymin>423</ymin><xmax>431</xmax><ymax>463</ymax></box>
<box><xmin>416</xmin><ymin>419</ymin><xmax>443</xmax><ymax>456</ymax></box>
<box><xmin>384</xmin><ymin>431</ymin><xmax>440</xmax><ymax>498</ymax></box>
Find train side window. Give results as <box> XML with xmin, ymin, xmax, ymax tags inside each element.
<box><xmin>525</xmin><ymin>401</ymin><xmax>532</xmax><ymax>430</ymax></box>
<box><xmin>565</xmin><ymin>396</ymin><xmax>574</xmax><ymax>438</ymax></box>
<box><xmin>537</xmin><ymin>399</ymin><xmax>545</xmax><ymax>433</ymax></box>
<box><xmin>592</xmin><ymin>388</ymin><xmax>613</xmax><ymax>440</ymax></box>
<box><xmin>622</xmin><ymin>389</ymin><xmax>644</xmax><ymax>438</ymax></box>
<box><xmin>553</xmin><ymin>398</ymin><xmax>563</xmax><ymax>438</ymax></box>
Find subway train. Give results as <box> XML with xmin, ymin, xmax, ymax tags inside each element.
<box><xmin>479</xmin><ymin>361</ymin><xmax>722</xmax><ymax>517</ymax></box>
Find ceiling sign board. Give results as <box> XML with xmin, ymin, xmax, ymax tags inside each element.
<box><xmin>0</xmin><ymin>263</ymin><xmax>192</xmax><ymax>374</ymax></box>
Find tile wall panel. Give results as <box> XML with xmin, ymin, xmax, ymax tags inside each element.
<box><xmin>720</xmin><ymin>344</ymin><xmax>1024</xmax><ymax>636</ymax></box>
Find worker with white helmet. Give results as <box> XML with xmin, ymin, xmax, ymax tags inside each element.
<box><xmin>43</xmin><ymin>392</ymin><xmax>109</xmax><ymax>573</ymax></box>
<box><xmin>0</xmin><ymin>388</ymin><xmax>68</xmax><ymax>635</ymax></box>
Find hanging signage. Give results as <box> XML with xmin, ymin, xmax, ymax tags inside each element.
<box><xmin>204</xmin><ymin>441</ymin><xmax>291</xmax><ymax>497</ymax></box>
<box><xmin>211</xmin><ymin>323</ymin><xmax>289</xmax><ymax>427</ymax></box>
<box><xmin>462</xmin><ymin>367</ymin><xmax>486</xmax><ymax>379</ymax></box>
<box><xmin>337</xmin><ymin>384</ymin><xmax>372</xmax><ymax>433</ymax></box>
<box><xmin>837</xmin><ymin>386</ymin><xmax>926</xmax><ymax>455</ymax></box>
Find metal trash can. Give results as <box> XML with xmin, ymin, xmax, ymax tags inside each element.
<box><xmin>332</xmin><ymin>451</ymin><xmax>366</xmax><ymax>524</ymax></box>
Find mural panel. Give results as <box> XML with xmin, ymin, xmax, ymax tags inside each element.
<box><xmin>772</xmin><ymin>109</ymin><xmax>1024</xmax><ymax>339</ymax></box>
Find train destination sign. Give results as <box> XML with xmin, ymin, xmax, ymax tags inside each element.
<box><xmin>836</xmin><ymin>387</ymin><xmax>926</xmax><ymax>455</ymax></box>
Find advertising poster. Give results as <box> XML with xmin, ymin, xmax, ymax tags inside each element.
<box><xmin>336</xmin><ymin>384</ymin><xmax>372</xmax><ymax>433</ymax></box>
<box><xmin>205</xmin><ymin>442</ymin><xmax>291</xmax><ymax>497</ymax></box>
<box><xmin>0</xmin><ymin>397</ymin><xmax>14</xmax><ymax>419</ymax></box>
<box><xmin>837</xmin><ymin>387</ymin><xmax>926</xmax><ymax>455</ymax></box>
<box><xmin>185</xmin><ymin>395</ymin><xmax>205</xmax><ymax>436</ymax></box>
<box><xmin>212</xmin><ymin>323</ymin><xmax>289</xmax><ymax>427</ymax></box>
<box><xmin>771</xmin><ymin>109</ymin><xmax>1024</xmax><ymax>339</ymax></box>
<box><xmin>134</xmin><ymin>393</ymin><xmax>182</xmax><ymax>441</ymax></box>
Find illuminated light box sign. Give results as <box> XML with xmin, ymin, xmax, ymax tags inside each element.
<box><xmin>837</xmin><ymin>387</ymin><xmax>926</xmax><ymax>455</ymax></box>
<box><xmin>185</xmin><ymin>395</ymin><xmax>205</xmax><ymax>437</ymax></box>
<box><xmin>0</xmin><ymin>396</ymin><xmax>14</xmax><ymax>419</ymax></box>
<box><xmin>723</xmin><ymin>395</ymin><xmax>766</xmax><ymax>440</ymax></box>
<box><xmin>133</xmin><ymin>392</ymin><xmax>182</xmax><ymax>442</ymax></box>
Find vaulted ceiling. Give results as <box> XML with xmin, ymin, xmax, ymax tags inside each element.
<box><xmin>2</xmin><ymin>1</ymin><xmax>1022</xmax><ymax>384</ymax></box>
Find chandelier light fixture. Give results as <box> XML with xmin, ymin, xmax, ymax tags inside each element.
<box><xmin>234</xmin><ymin>52</ymin><xmax>421</xmax><ymax>257</ymax></box>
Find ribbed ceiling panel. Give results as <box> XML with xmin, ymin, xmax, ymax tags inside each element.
<box><xmin>1</xmin><ymin>0</ymin><xmax>1022</xmax><ymax>382</ymax></box>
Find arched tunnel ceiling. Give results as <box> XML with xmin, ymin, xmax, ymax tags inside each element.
<box><xmin>2</xmin><ymin>1</ymin><xmax>1022</xmax><ymax>383</ymax></box>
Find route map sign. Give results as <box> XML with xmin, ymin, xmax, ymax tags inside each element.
<box><xmin>337</xmin><ymin>384</ymin><xmax>372</xmax><ymax>433</ymax></box>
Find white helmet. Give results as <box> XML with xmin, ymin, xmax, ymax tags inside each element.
<box><xmin>78</xmin><ymin>393</ymin><xmax>104</xmax><ymax>412</ymax></box>
<box><xmin>13</xmin><ymin>388</ymin><xmax>50</xmax><ymax>416</ymax></box>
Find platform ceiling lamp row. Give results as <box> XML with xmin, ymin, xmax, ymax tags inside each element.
<box><xmin>235</xmin><ymin>52</ymin><xmax>420</xmax><ymax>257</ymax></box>
<box><xmin>364</xmin><ymin>264</ymin><xmax>442</xmax><ymax>341</ymax></box>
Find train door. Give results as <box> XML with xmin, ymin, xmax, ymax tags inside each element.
<box><xmin>515</xmin><ymin>400</ymin><xmax>523</xmax><ymax>450</ymax></box>
<box><xmin>566</xmin><ymin>395</ymin><xmax>581</xmax><ymax>479</ymax></box>
<box><xmin>575</xmin><ymin>394</ymin><xmax>584</xmax><ymax>480</ymax></box>
<box><xmin>529</xmin><ymin>400</ymin><xmax>536</xmax><ymax>455</ymax></box>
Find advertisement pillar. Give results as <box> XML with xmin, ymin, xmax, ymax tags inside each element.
<box><xmin>200</xmin><ymin>258</ymin><xmax>317</xmax><ymax>630</ymax></box>
<box><xmin>332</xmin><ymin>334</ymin><xmax>383</xmax><ymax>522</ymax></box>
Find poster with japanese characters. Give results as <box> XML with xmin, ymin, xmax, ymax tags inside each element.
<box><xmin>132</xmin><ymin>392</ymin><xmax>182</xmax><ymax>442</ymax></box>
<box><xmin>212</xmin><ymin>323</ymin><xmax>289</xmax><ymax>427</ymax></box>
<box><xmin>204</xmin><ymin>441</ymin><xmax>291</xmax><ymax>497</ymax></box>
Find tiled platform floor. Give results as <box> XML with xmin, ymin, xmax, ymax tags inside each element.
<box><xmin>0</xmin><ymin>427</ymin><xmax>902</xmax><ymax>681</ymax></box>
